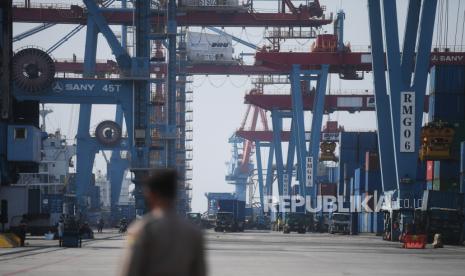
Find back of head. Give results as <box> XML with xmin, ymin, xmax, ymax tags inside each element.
<box><xmin>144</xmin><ymin>169</ymin><xmax>178</xmax><ymax>202</ymax></box>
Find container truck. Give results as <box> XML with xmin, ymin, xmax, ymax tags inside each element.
<box><xmin>214</xmin><ymin>199</ymin><xmax>245</xmax><ymax>232</ymax></box>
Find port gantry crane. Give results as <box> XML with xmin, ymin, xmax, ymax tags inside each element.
<box><xmin>237</xmin><ymin>1</ymin><xmax>465</xmax><ymax>225</ymax></box>
<box><xmin>10</xmin><ymin>0</ymin><xmax>331</xmax><ymax>215</ymax></box>
<box><xmin>242</xmin><ymin>0</ymin><xmax>465</xmax><ymax>239</ymax></box>
<box><xmin>226</xmin><ymin>87</ymin><xmax>270</xmax><ymax>207</ymax></box>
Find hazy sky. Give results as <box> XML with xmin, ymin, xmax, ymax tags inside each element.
<box><xmin>12</xmin><ymin>0</ymin><xmax>464</xmax><ymax>212</ymax></box>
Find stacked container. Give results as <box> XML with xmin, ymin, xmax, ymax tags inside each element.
<box><xmin>365</xmin><ymin>151</ymin><xmax>382</xmax><ymax>193</ymax></box>
<box><xmin>318</xmin><ymin>183</ymin><xmax>337</xmax><ymax>196</ymax></box>
<box><xmin>427</xmin><ymin>65</ymin><xmax>465</xmax><ymax>192</ymax></box>
<box><xmin>337</xmin><ymin>132</ymin><xmax>378</xmax><ymax>197</ymax></box>
<box><xmin>428</xmin><ymin>65</ymin><xmax>465</xmax><ymax>122</ymax></box>
<box><xmin>429</xmin><ymin>160</ymin><xmax>460</xmax><ymax>192</ymax></box>
<box><xmin>461</xmin><ymin>142</ymin><xmax>465</xmax><ymax>193</ymax></box>
<box><xmin>426</xmin><ymin>160</ymin><xmax>434</xmax><ymax>190</ymax></box>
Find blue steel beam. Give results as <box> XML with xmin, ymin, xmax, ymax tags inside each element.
<box><xmin>166</xmin><ymin>0</ymin><xmax>178</xmax><ymax>168</ymax></box>
<box><xmin>75</xmin><ymin>17</ymin><xmax>99</xmax><ymax>211</ymax></box>
<box><xmin>130</xmin><ymin>0</ymin><xmax>152</xmax><ymax>215</ymax></box>
<box><xmin>381</xmin><ymin>1</ymin><xmax>406</xmax><ymax>189</ymax></box>
<box><xmin>381</xmin><ymin>0</ymin><xmax>437</xmax><ymax>198</ymax></box>
<box><xmin>400</xmin><ymin>0</ymin><xmax>421</xmax><ymax>84</ymax></box>
<box><xmin>285</xmin><ymin>120</ymin><xmax>296</xmax><ymax>194</ymax></box>
<box><xmin>461</xmin><ymin>142</ymin><xmax>465</xmax><ymax>194</ymax></box>
<box><xmin>368</xmin><ymin>0</ymin><xmax>437</xmax><ymax>237</ymax></box>
<box><xmin>290</xmin><ymin>65</ymin><xmax>307</xmax><ymax>197</ymax></box>
<box><xmin>206</xmin><ymin>27</ymin><xmax>258</xmax><ymax>51</ymax></box>
<box><xmin>265</xmin><ymin>144</ymin><xmax>275</xmax><ymax>198</ymax></box>
<box><xmin>83</xmin><ymin>0</ymin><xmax>131</xmax><ymax>71</ymax></box>
<box><xmin>109</xmin><ymin>104</ymin><xmax>128</xmax><ymax>209</ymax></box>
<box><xmin>410</xmin><ymin>0</ymin><xmax>437</xmax><ymax>198</ymax></box>
<box><xmin>367</xmin><ymin>0</ymin><xmax>397</xmax><ymax>192</ymax></box>
<box><xmin>73</xmin><ymin>15</ymin><xmax>134</xmax><ymax>213</ymax></box>
<box><xmin>307</xmin><ymin>65</ymin><xmax>329</xmax><ymax>200</ymax></box>
<box><xmin>271</xmin><ymin>110</ymin><xmax>285</xmax><ymax>196</ymax></box>
<box><xmin>108</xmin><ymin>0</ymin><xmax>129</xmax><ymax>214</ymax></box>
<box><xmin>255</xmin><ymin>141</ymin><xmax>266</xmax><ymax>214</ymax></box>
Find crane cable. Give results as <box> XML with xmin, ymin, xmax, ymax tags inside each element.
<box><xmin>191</xmin><ymin>75</ymin><xmax>208</xmax><ymax>88</ymax></box>
<box><xmin>438</xmin><ymin>0</ymin><xmax>445</xmax><ymax>48</ymax></box>
<box><xmin>207</xmin><ymin>75</ymin><xmax>228</xmax><ymax>88</ymax></box>
<box><xmin>461</xmin><ymin>9</ymin><xmax>465</xmax><ymax>47</ymax></box>
<box><xmin>453</xmin><ymin>0</ymin><xmax>461</xmax><ymax>50</ymax></box>
<box><xmin>229</xmin><ymin>76</ymin><xmax>250</xmax><ymax>88</ymax></box>
<box><xmin>444</xmin><ymin>0</ymin><xmax>449</xmax><ymax>47</ymax></box>
<box><xmin>435</xmin><ymin>0</ymin><xmax>442</xmax><ymax>49</ymax></box>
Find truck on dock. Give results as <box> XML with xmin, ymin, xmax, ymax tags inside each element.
<box><xmin>214</xmin><ymin>199</ymin><xmax>245</xmax><ymax>232</ymax></box>
<box><xmin>283</xmin><ymin>212</ymin><xmax>311</xmax><ymax>234</ymax></box>
<box><xmin>328</xmin><ymin>212</ymin><xmax>352</xmax><ymax>234</ymax></box>
<box><xmin>414</xmin><ymin>190</ymin><xmax>464</xmax><ymax>244</ymax></box>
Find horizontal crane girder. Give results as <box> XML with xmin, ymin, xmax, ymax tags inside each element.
<box><xmin>255</xmin><ymin>51</ymin><xmax>465</xmax><ymax>71</ymax></box>
<box><xmin>12</xmin><ymin>7</ymin><xmax>332</xmax><ymax>27</ymax></box>
<box><xmin>245</xmin><ymin>94</ymin><xmax>430</xmax><ymax>113</ymax></box>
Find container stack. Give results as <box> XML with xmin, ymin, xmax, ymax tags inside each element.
<box><xmin>426</xmin><ymin>65</ymin><xmax>465</xmax><ymax>193</ymax></box>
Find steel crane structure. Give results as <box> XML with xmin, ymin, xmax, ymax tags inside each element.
<box><xmin>226</xmin><ymin>88</ymin><xmax>269</xmax><ymax>204</ymax></box>
<box><xmin>239</xmin><ymin>1</ymin><xmax>448</xmax><ymax>240</ymax></box>
<box><xmin>9</xmin><ymin>0</ymin><xmax>332</xmax><ymax>216</ymax></box>
<box><xmin>367</xmin><ymin>0</ymin><xmax>438</xmax><ymax>240</ymax></box>
<box><xmin>8</xmin><ymin>0</ymin><xmax>178</xmax><ymax>215</ymax></box>
<box><xmin>7</xmin><ymin>1</ymin><xmax>453</xmax><ymax>233</ymax></box>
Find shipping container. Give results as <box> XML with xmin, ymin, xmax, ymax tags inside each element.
<box><xmin>426</xmin><ymin>160</ymin><xmax>434</xmax><ymax>181</ymax></box>
<box><xmin>319</xmin><ymin>183</ymin><xmax>337</xmax><ymax>196</ymax></box>
<box><xmin>421</xmin><ymin>190</ymin><xmax>464</xmax><ymax>211</ymax></box>
<box><xmin>461</xmin><ymin>142</ymin><xmax>465</xmax><ymax>193</ymax></box>
<box><xmin>291</xmin><ymin>184</ymin><xmax>300</xmax><ymax>196</ymax></box>
<box><xmin>432</xmin><ymin>160</ymin><xmax>460</xmax><ymax>192</ymax></box>
<box><xmin>365</xmin><ymin>151</ymin><xmax>379</xmax><ymax>171</ymax></box>
<box><xmin>365</xmin><ymin>170</ymin><xmax>382</xmax><ymax>192</ymax></box>
<box><xmin>373</xmin><ymin>212</ymin><xmax>384</xmax><ymax>234</ymax></box>
<box><xmin>41</xmin><ymin>194</ymin><xmax>64</xmax><ymax>214</ymax></box>
<box><xmin>353</xmin><ymin>168</ymin><xmax>365</xmax><ymax>195</ymax></box>
<box><xmin>452</xmin><ymin>121</ymin><xmax>465</xmax><ymax>154</ymax></box>
<box><xmin>429</xmin><ymin>65</ymin><xmax>465</xmax><ymax>95</ymax></box>
<box><xmin>186</xmin><ymin>32</ymin><xmax>235</xmax><ymax>64</ymax></box>
<box><xmin>432</xmin><ymin>179</ymin><xmax>440</xmax><ymax>191</ymax></box>
<box><xmin>28</xmin><ymin>189</ymin><xmax>41</xmax><ymax>214</ymax></box>
<box><xmin>433</xmin><ymin>160</ymin><xmax>460</xmax><ymax>182</ymax></box>
<box><xmin>217</xmin><ymin>199</ymin><xmax>245</xmax><ymax>222</ymax></box>
<box><xmin>428</xmin><ymin>93</ymin><xmax>465</xmax><ymax>122</ymax></box>
<box><xmin>338</xmin><ymin>132</ymin><xmax>378</xmax><ymax>197</ymax></box>
<box><xmin>426</xmin><ymin>180</ymin><xmax>433</xmax><ymax>190</ymax></box>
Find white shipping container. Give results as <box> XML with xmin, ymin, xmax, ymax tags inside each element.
<box><xmin>186</xmin><ymin>32</ymin><xmax>234</xmax><ymax>63</ymax></box>
<box><xmin>337</xmin><ymin>97</ymin><xmax>363</xmax><ymax>108</ymax></box>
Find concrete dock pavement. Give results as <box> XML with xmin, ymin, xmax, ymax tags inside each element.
<box><xmin>1</xmin><ymin>230</ymin><xmax>465</xmax><ymax>275</ymax></box>
<box><xmin>0</xmin><ymin>229</ymin><xmax>123</xmax><ymax>259</ymax></box>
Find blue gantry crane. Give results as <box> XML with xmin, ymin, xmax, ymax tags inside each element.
<box><xmin>225</xmin><ymin>134</ymin><xmax>252</xmax><ymax>202</ymax></box>
<box><xmin>4</xmin><ymin>0</ymin><xmax>179</xmax><ymax>216</ymax></box>
<box><xmin>367</xmin><ymin>0</ymin><xmax>437</xmax><ymax>240</ymax></box>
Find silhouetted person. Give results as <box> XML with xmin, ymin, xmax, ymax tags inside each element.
<box><xmin>97</xmin><ymin>218</ymin><xmax>104</xmax><ymax>233</ymax></box>
<box><xmin>18</xmin><ymin>215</ymin><xmax>27</xmax><ymax>247</ymax></box>
<box><xmin>120</xmin><ymin>169</ymin><xmax>206</xmax><ymax>276</ymax></box>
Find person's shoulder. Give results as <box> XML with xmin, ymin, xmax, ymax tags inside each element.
<box><xmin>174</xmin><ymin>216</ymin><xmax>204</xmax><ymax>238</ymax></box>
<box><xmin>126</xmin><ymin>214</ymin><xmax>156</xmax><ymax>241</ymax></box>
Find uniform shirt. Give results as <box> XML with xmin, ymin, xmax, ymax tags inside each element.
<box><xmin>120</xmin><ymin>210</ymin><xmax>206</xmax><ymax>276</ymax></box>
